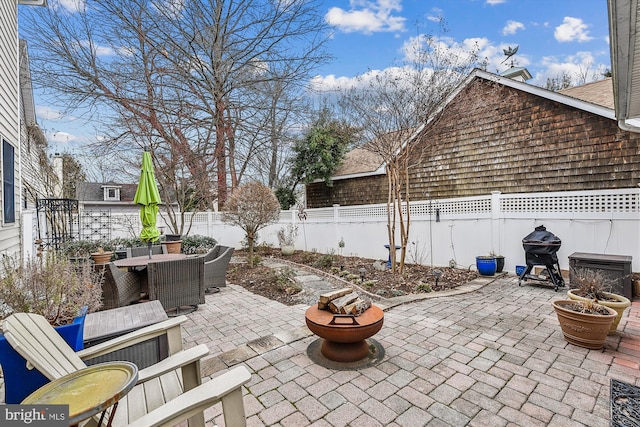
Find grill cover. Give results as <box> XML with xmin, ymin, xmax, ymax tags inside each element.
<box><xmin>522</xmin><ymin>225</ymin><xmax>561</xmax><ymax>255</ymax></box>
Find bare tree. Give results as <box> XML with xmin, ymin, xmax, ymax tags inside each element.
<box><xmin>20</xmin><ymin>0</ymin><xmax>331</xmax><ymax>217</ymax></box>
<box><xmin>338</xmin><ymin>19</ymin><xmax>481</xmax><ymax>273</ymax></box>
<box><xmin>221</xmin><ymin>181</ymin><xmax>280</xmax><ymax>266</ymax></box>
<box><xmin>545</xmin><ymin>71</ymin><xmax>573</xmax><ymax>91</ymax></box>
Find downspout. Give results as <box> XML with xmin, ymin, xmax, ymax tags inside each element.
<box><xmin>618</xmin><ymin>119</ymin><xmax>640</xmax><ymax>133</ymax></box>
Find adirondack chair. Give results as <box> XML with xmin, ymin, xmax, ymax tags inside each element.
<box><xmin>2</xmin><ymin>312</ymin><xmax>251</xmax><ymax>427</ymax></box>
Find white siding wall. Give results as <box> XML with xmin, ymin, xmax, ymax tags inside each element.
<box><xmin>0</xmin><ymin>1</ymin><xmax>22</xmax><ymax>257</ymax></box>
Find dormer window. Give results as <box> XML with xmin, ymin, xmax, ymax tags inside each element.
<box><xmin>102</xmin><ymin>185</ymin><xmax>121</xmax><ymax>201</ymax></box>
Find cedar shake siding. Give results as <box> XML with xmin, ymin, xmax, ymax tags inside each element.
<box><xmin>306</xmin><ymin>76</ymin><xmax>640</xmax><ymax>208</ymax></box>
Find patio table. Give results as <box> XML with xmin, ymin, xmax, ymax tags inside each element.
<box><xmin>113</xmin><ymin>253</ymin><xmax>186</xmax><ymax>269</ymax></box>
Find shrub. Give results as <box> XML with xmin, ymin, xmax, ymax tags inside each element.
<box><xmin>180</xmin><ymin>235</ymin><xmax>218</xmax><ymax>255</ymax></box>
<box><xmin>270</xmin><ymin>267</ymin><xmax>302</xmax><ymax>294</ymax></box>
<box><xmin>313</xmin><ymin>254</ymin><xmax>335</xmax><ymax>268</ymax></box>
<box><xmin>0</xmin><ymin>253</ymin><xmax>103</xmax><ymax>326</ymax></box>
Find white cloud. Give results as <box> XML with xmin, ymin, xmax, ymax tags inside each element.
<box><xmin>486</xmin><ymin>0</ymin><xmax>506</xmax><ymax>4</ymax></box>
<box><xmin>48</xmin><ymin>131</ymin><xmax>78</xmax><ymax>145</ymax></box>
<box><xmin>502</xmin><ymin>20</ymin><xmax>524</xmax><ymax>36</ymax></box>
<box><xmin>533</xmin><ymin>51</ymin><xmax>608</xmax><ymax>86</ymax></box>
<box><xmin>554</xmin><ymin>17</ymin><xmax>593</xmax><ymax>43</ymax></box>
<box><xmin>426</xmin><ymin>7</ymin><xmax>443</xmax><ymax>23</ymax></box>
<box><xmin>36</xmin><ymin>106</ymin><xmax>65</xmax><ymax>121</ymax></box>
<box><xmin>325</xmin><ymin>0</ymin><xmax>406</xmax><ymax>34</ymax></box>
<box><xmin>309</xmin><ymin>36</ymin><xmax>517</xmax><ymax>93</ymax></box>
<box><xmin>52</xmin><ymin>0</ymin><xmax>85</xmax><ymax>14</ymax></box>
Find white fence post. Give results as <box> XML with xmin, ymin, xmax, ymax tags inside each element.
<box><xmin>491</xmin><ymin>191</ymin><xmax>502</xmax><ymax>255</ymax></box>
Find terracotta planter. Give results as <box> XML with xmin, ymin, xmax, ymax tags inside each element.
<box><xmin>552</xmin><ymin>300</ymin><xmax>617</xmax><ymax>349</ymax></box>
<box><xmin>567</xmin><ymin>289</ymin><xmax>631</xmax><ymax>334</ymax></box>
<box><xmin>90</xmin><ymin>251</ymin><xmax>113</xmax><ymax>265</ymax></box>
<box><xmin>164</xmin><ymin>240</ymin><xmax>182</xmax><ymax>254</ymax></box>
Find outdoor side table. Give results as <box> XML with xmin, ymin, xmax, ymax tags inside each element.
<box><xmin>22</xmin><ymin>361</ymin><xmax>138</xmax><ymax>427</ymax></box>
<box><xmin>84</xmin><ymin>300</ymin><xmax>169</xmax><ymax>369</ymax></box>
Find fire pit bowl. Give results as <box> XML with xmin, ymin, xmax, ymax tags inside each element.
<box><xmin>305</xmin><ymin>305</ymin><xmax>384</xmax><ymax>363</ymax></box>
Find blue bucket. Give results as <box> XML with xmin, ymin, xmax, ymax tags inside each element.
<box><xmin>515</xmin><ymin>265</ymin><xmax>526</xmax><ymax>276</ymax></box>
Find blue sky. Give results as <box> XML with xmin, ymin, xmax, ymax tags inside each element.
<box><xmin>313</xmin><ymin>0</ymin><xmax>610</xmax><ymax>89</ymax></box>
<box><xmin>20</xmin><ymin>0</ymin><xmax>611</xmax><ymax>151</ymax></box>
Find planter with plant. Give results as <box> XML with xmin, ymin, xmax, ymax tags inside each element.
<box><xmin>90</xmin><ymin>246</ymin><xmax>114</xmax><ymax>264</ymax></box>
<box><xmin>277</xmin><ymin>224</ymin><xmax>298</xmax><ymax>256</ymax></box>
<box><xmin>490</xmin><ymin>251</ymin><xmax>505</xmax><ymax>273</ymax></box>
<box><xmin>552</xmin><ymin>299</ymin><xmax>617</xmax><ymax>349</ymax></box>
<box><xmin>566</xmin><ymin>268</ymin><xmax>631</xmax><ymax>334</ymax></box>
<box><xmin>476</xmin><ymin>255</ymin><xmax>497</xmax><ymax>276</ymax></box>
<box><xmin>0</xmin><ymin>253</ymin><xmax>104</xmax><ymax>403</ymax></box>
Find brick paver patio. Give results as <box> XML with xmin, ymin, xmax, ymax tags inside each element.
<box><xmin>189</xmin><ymin>273</ymin><xmax>640</xmax><ymax>426</ymax></box>
<box><xmin>2</xmin><ymin>270</ymin><xmax>638</xmax><ymax>426</ymax></box>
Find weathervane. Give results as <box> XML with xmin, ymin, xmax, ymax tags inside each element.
<box><xmin>501</xmin><ymin>45</ymin><xmax>519</xmax><ymax>67</ymax></box>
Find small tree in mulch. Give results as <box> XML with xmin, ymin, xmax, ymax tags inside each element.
<box><xmin>222</xmin><ymin>182</ymin><xmax>280</xmax><ymax>267</ymax></box>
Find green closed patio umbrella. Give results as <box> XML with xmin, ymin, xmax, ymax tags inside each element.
<box><xmin>134</xmin><ymin>151</ymin><xmax>162</xmax><ymax>258</ymax></box>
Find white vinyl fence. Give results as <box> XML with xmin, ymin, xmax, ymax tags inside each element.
<box><xmin>61</xmin><ymin>188</ymin><xmax>640</xmax><ymax>273</ymax></box>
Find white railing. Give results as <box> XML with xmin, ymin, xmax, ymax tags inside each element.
<box><xmin>34</xmin><ymin>188</ymin><xmax>639</xmax><ymax>273</ymax></box>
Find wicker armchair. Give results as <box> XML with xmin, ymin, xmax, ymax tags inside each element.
<box><xmin>100</xmin><ymin>263</ymin><xmax>143</xmax><ymax>310</ymax></box>
<box><xmin>127</xmin><ymin>244</ymin><xmax>167</xmax><ymax>258</ymax></box>
<box><xmin>203</xmin><ymin>245</ymin><xmax>234</xmax><ymax>293</ymax></box>
<box><xmin>147</xmin><ymin>256</ymin><xmax>205</xmax><ymax>315</ymax></box>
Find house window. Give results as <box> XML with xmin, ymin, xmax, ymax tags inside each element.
<box><xmin>3</xmin><ymin>139</ymin><xmax>15</xmax><ymax>223</ymax></box>
<box><xmin>103</xmin><ymin>186</ymin><xmax>120</xmax><ymax>201</ymax></box>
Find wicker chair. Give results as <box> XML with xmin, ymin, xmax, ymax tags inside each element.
<box><xmin>127</xmin><ymin>244</ymin><xmax>167</xmax><ymax>258</ymax></box>
<box><xmin>203</xmin><ymin>245</ymin><xmax>234</xmax><ymax>294</ymax></box>
<box><xmin>100</xmin><ymin>263</ymin><xmax>143</xmax><ymax>310</ymax></box>
<box><xmin>147</xmin><ymin>256</ymin><xmax>205</xmax><ymax>315</ymax></box>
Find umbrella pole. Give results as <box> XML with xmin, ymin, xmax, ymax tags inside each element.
<box><xmin>148</xmin><ymin>241</ymin><xmax>152</xmax><ymax>259</ymax></box>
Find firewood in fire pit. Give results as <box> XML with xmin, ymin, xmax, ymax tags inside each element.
<box><xmin>343</xmin><ymin>298</ymin><xmax>372</xmax><ymax>316</ymax></box>
<box><xmin>329</xmin><ymin>292</ymin><xmax>358</xmax><ymax>313</ymax></box>
<box><xmin>318</xmin><ymin>288</ymin><xmax>353</xmax><ymax>309</ymax></box>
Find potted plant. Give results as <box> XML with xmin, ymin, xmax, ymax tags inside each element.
<box><xmin>490</xmin><ymin>251</ymin><xmax>505</xmax><ymax>273</ymax></box>
<box><xmin>277</xmin><ymin>224</ymin><xmax>298</xmax><ymax>256</ymax></box>
<box><xmin>0</xmin><ymin>253</ymin><xmax>104</xmax><ymax>403</ymax></box>
<box><xmin>90</xmin><ymin>246</ymin><xmax>114</xmax><ymax>264</ymax></box>
<box><xmin>566</xmin><ymin>268</ymin><xmax>631</xmax><ymax>334</ymax></box>
<box><xmin>552</xmin><ymin>299</ymin><xmax>617</xmax><ymax>349</ymax></box>
<box><xmin>476</xmin><ymin>255</ymin><xmax>497</xmax><ymax>276</ymax></box>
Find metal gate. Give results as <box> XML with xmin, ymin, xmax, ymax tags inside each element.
<box><xmin>35</xmin><ymin>198</ymin><xmax>80</xmax><ymax>250</ymax></box>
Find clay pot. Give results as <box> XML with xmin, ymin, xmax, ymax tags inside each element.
<box><xmin>552</xmin><ymin>300</ymin><xmax>617</xmax><ymax>349</ymax></box>
<box><xmin>164</xmin><ymin>240</ymin><xmax>182</xmax><ymax>254</ymax></box>
<box><xmin>567</xmin><ymin>289</ymin><xmax>631</xmax><ymax>334</ymax></box>
<box><xmin>90</xmin><ymin>252</ymin><xmax>113</xmax><ymax>265</ymax></box>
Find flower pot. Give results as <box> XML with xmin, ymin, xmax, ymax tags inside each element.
<box><xmin>0</xmin><ymin>308</ymin><xmax>87</xmax><ymax>403</ymax></box>
<box><xmin>91</xmin><ymin>251</ymin><xmax>113</xmax><ymax>265</ymax></box>
<box><xmin>567</xmin><ymin>289</ymin><xmax>631</xmax><ymax>334</ymax></box>
<box><xmin>552</xmin><ymin>300</ymin><xmax>617</xmax><ymax>349</ymax></box>
<box><xmin>164</xmin><ymin>240</ymin><xmax>182</xmax><ymax>254</ymax></box>
<box><xmin>495</xmin><ymin>256</ymin><xmax>505</xmax><ymax>273</ymax></box>
<box><xmin>281</xmin><ymin>245</ymin><xmax>295</xmax><ymax>256</ymax></box>
<box><xmin>476</xmin><ymin>256</ymin><xmax>497</xmax><ymax>276</ymax></box>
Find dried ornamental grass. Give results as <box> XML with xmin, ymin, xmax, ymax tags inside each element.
<box><xmin>0</xmin><ymin>253</ymin><xmax>103</xmax><ymax>326</ymax></box>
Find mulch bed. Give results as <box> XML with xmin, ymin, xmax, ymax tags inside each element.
<box><xmin>226</xmin><ymin>247</ymin><xmax>479</xmax><ymax>306</ymax></box>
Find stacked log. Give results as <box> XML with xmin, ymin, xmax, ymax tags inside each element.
<box><xmin>318</xmin><ymin>287</ymin><xmax>372</xmax><ymax>316</ymax></box>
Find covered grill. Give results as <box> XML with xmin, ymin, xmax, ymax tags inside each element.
<box><xmin>518</xmin><ymin>225</ymin><xmax>565</xmax><ymax>291</ymax></box>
